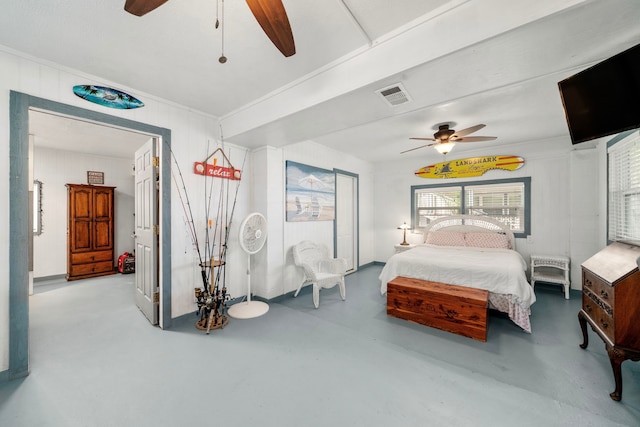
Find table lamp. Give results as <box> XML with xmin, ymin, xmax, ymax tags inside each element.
<box><xmin>398</xmin><ymin>222</ymin><xmax>410</xmax><ymax>246</ymax></box>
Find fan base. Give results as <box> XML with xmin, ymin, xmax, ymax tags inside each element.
<box><xmin>228</xmin><ymin>301</ymin><xmax>269</xmax><ymax>319</ymax></box>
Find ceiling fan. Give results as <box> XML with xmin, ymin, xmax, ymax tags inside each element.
<box><xmin>402</xmin><ymin>123</ymin><xmax>497</xmax><ymax>155</ymax></box>
<box><xmin>124</xmin><ymin>0</ymin><xmax>296</xmax><ymax>58</ymax></box>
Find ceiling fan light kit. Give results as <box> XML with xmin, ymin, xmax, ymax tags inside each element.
<box><xmin>434</xmin><ymin>142</ymin><xmax>456</xmax><ymax>155</ymax></box>
<box><xmin>403</xmin><ymin>123</ymin><xmax>497</xmax><ymax>156</ymax></box>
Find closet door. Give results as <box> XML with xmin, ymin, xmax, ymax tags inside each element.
<box><xmin>335</xmin><ymin>171</ymin><xmax>358</xmax><ymax>273</ymax></box>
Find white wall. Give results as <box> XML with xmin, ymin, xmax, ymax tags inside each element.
<box><xmin>163</xmin><ymin>142</ymin><xmax>251</xmax><ymax>320</ymax></box>
<box><xmin>372</xmin><ymin>137</ymin><xmax>602</xmax><ymax>289</ymax></box>
<box><xmin>32</xmin><ymin>146</ymin><xmax>137</xmax><ymax>278</ymax></box>
<box><xmin>0</xmin><ymin>43</ymin><xmax>611</xmax><ymax>378</ymax></box>
<box><xmin>569</xmin><ymin>147</ymin><xmax>602</xmax><ymax>285</ymax></box>
<box><xmin>0</xmin><ymin>46</ymin><xmax>249</xmax><ymax>373</ymax></box>
<box><xmin>0</xmin><ymin>45</ymin><xmax>379</xmax><ymax>376</ymax></box>
<box><xmin>245</xmin><ymin>141</ymin><xmax>375</xmax><ymax>300</ymax></box>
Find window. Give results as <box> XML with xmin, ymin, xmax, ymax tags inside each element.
<box><xmin>412</xmin><ymin>177</ymin><xmax>531</xmax><ymax>237</ymax></box>
<box><xmin>608</xmin><ymin>130</ymin><xmax>640</xmax><ymax>245</ymax></box>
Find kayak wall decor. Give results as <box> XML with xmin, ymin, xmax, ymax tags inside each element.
<box><xmin>415</xmin><ymin>155</ymin><xmax>524</xmax><ymax>179</ymax></box>
<box><xmin>72</xmin><ymin>85</ymin><xmax>144</xmax><ymax>109</ymax></box>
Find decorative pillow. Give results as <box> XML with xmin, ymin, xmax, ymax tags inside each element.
<box><xmin>425</xmin><ymin>231</ymin><xmax>466</xmax><ymax>247</ymax></box>
<box><xmin>465</xmin><ymin>232</ymin><xmax>510</xmax><ymax>249</ymax></box>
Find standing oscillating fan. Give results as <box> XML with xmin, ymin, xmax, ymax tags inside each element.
<box><xmin>228</xmin><ymin>212</ymin><xmax>269</xmax><ymax>319</ymax></box>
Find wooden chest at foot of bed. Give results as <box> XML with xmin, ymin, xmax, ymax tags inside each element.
<box><xmin>387</xmin><ymin>276</ymin><xmax>489</xmax><ymax>341</ymax></box>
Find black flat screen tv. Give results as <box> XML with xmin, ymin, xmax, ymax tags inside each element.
<box><xmin>558</xmin><ymin>42</ymin><xmax>640</xmax><ymax>145</ymax></box>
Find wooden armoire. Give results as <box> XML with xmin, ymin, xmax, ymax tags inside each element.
<box><xmin>66</xmin><ymin>184</ymin><xmax>116</xmax><ymax>281</ymax></box>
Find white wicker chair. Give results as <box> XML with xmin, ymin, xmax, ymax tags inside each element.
<box><xmin>292</xmin><ymin>241</ymin><xmax>347</xmax><ymax>308</ymax></box>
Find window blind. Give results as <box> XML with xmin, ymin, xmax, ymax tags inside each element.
<box><xmin>415</xmin><ymin>186</ymin><xmax>461</xmax><ymax>226</ymax></box>
<box><xmin>608</xmin><ymin>131</ymin><xmax>640</xmax><ymax>245</ymax></box>
<box><xmin>412</xmin><ymin>179</ymin><xmax>528</xmax><ymax>234</ymax></box>
<box><xmin>466</xmin><ymin>182</ymin><xmax>525</xmax><ymax>232</ymax></box>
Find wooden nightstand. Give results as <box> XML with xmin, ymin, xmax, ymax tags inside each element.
<box><xmin>530</xmin><ymin>254</ymin><xmax>571</xmax><ymax>299</ymax></box>
<box><xmin>394</xmin><ymin>243</ymin><xmax>416</xmax><ymax>254</ymax></box>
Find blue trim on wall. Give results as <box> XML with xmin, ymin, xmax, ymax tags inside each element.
<box><xmin>410</xmin><ymin>176</ymin><xmax>532</xmax><ymax>238</ymax></box>
<box><xmin>9</xmin><ymin>91</ymin><xmax>30</xmax><ymax>380</ymax></box>
<box><xmin>333</xmin><ymin>169</ymin><xmax>359</xmax><ymax>270</ymax></box>
<box><xmin>7</xmin><ymin>91</ymin><xmax>173</xmax><ymax>383</ymax></box>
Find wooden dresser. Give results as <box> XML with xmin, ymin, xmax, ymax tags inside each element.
<box><xmin>578</xmin><ymin>241</ymin><xmax>640</xmax><ymax>401</ymax></box>
<box><xmin>67</xmin><ymin>184</ymin><xmax>116</xmax><ymax>281</ymax></box>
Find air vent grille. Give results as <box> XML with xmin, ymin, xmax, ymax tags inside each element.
<box><xmin>376</xmin><ymin>83</ymin><xmax>411</xmax><ymax>106</ymax></box>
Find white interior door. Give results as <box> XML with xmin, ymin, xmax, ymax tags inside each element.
<box><xmin>336</xmin><ymin>172</ymin><xmax>357</xmax><ymax>273</ymax></box>
<box><xmin>134</xmin><ymin>138</ymin><xmax>158</xmax><ymax>324</ymax></box>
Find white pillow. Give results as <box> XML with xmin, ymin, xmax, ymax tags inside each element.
<box><xmin>465</xmin><ymin>232</ymin><xmax>510</xmax><ymax>249</ymax></box>
<box><xmin>425</xmin><ymin>231</ymin><xmax>466</xmax><ymax>247</ymax></box>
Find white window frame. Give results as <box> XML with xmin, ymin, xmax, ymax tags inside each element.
<box><xmin>608</xmin><ymin>130</ymin><xmax>640</xmax><ymax>245</ymax></box>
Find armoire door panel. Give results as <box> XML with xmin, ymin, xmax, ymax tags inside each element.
<box><xmin>94</xmin><ymin>219</ymin><xmax>113</xmax><ymax>249</ymax></box>
<box><xmin>72</xmin><ymin>188</ymin><xmax>92</xmax><ymax>219</ymax></box>
<box><xmin>93</xmin><ymin>188</ymin><xmax>113</xmax><ymax>219</ymax></box>
<box><xmin>71</xmin><ymin>220</ymin><xmax>92</xmax><ymax>252</ymax></box>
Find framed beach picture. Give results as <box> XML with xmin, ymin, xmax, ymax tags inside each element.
<box><xmin>285</xmin><ymin>161</ymin><xmax>335</xmax><ymax>222</ymax></box>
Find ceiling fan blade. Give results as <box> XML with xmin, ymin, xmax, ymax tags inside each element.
<box><xmin>401</xmin><ymin>143</ymin><xmax>435</xmax><ymax>154</ymax></box>
<box><xmin>246</xmin><ymin>0</ymin><xmax>296</xmax><ymax>57</ymax></box>
<box><xmin>124</xmin><ymin>0</ymin><xmax>169</xmax><ymax>16</ymax></box>
<box><xmin>409</xmin><ymin>137</ymin><xmax>437</xmax><ymax>141</ymax></box>
<box><xmin>451</xmin><ymin>124</ymin><xmax>485</xmax><ymax>139</ymax></box>
<box><xmin>455</xmin><ymin>136</ymin><xmax>498</xmax><ymax>142</ymax></box>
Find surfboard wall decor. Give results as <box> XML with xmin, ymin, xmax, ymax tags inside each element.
<box><xmin>72</xmin><ymin>85</ymin><xmax>144</xmax><ymax>109</ymax></box>
<box><xmin>415</xmin><ymin>155</ymin><xmax>524</xmax><ymax>179</ymax></box>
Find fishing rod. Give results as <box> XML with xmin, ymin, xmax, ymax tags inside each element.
<box><xmin>217</xmin><ymin>128</ymin><xmax>230</xmax><ymax>295</ymax></box>
<box><xmin>203</xmin><ymin>145</ymin><xmax>229</xmax><ymax>290</ymax></box>
<box><xmin>203</xmin><ymin>139</ymin><xmax>222</xmax><ymax>287</ymax></box>
<box><xmin>222</xmin><ymin>143</ymin><xmax>231</xmax><ymax>295</ymax></box>
<box><xmin>165</xmin><ymin>142</ymin><xmax>208</xmax><ymax>289</ymax></box>
<box><xmin>212</xmin><ymin>148</ymin><xmax>248</xmax><ymax>292</ymax></box>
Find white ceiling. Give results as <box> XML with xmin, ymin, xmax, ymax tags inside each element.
<box><xmin>4</xmin><ymin>0</ymin><xmax>640</xmax><ymax>162</ymax></box>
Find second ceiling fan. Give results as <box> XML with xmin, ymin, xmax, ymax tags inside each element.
<box><xmin>124</xmin><ymin>0</ymin><xmax>296</xmax><ymax>58</ymax></box>
<box><xmin>403</xmin><ymin>123</ymin><xmax>497</xmax><ymax>155</ymax></box>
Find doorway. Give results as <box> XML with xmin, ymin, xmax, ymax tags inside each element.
<box><xmin>334</xmin><ymin>169</ymin><xmax>358</xmax><ymax>273</ymax></box>
<box><xmin>8</xmin><ymin>91</ymin><xmax>172</xmax><ymax>380</ymax></box>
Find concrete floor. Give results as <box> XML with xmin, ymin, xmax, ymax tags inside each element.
<box><xmin>0</xmin><ymin>265</ymin><xmax>639</xmax><ymax>426</ymax></box>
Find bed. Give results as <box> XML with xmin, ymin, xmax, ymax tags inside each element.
<box><xmin>379</xmin><ymin>215</ymin><xmax>536</xmax><ymax>333</ymax></box>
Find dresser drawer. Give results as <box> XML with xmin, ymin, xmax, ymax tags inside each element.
<box><xmin>582</xmin><ymin>270</ymin><xmax>614</xmax><ymax>305</ymax></box>
<box><xmin>71</xmin><ymin>250</ymin><xmax>113</xmax><ymax>265</ymax></box>
<box><xmin>70</xmin><ymin>260</ymin><xmax>114</xmax><ymax>277</ymax></box>
<box><xmin>582</xmin><ymin>292</ymin><xmax>615</xmax><ymax>341</ymax></box>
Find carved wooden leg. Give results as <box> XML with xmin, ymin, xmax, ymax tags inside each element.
<box><xmin>606</xmin><ymin>344</ymin><xmax>624</xmax><ymax>401</ymax></box>
<box><xmin>578</xmin><ymin>311</ymin><xmax>589</xmax><ymax>349</ymax></box>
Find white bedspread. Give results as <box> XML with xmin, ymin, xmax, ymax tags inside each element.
<box><xmin>379</xmin><ymin>244</ymin><xmax>536</xmax><ymax>329</ymax></box>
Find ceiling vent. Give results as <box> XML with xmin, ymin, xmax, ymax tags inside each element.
<box><xmin>376</xmin><ymin>83</ymin><xmax>412</xmax><ymax>107</ymax></box>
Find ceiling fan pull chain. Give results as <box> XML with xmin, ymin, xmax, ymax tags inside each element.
<box><xmin>218</xmin><ymin>0</ymin><xmax>227</xmax><ymax>63</ymax></box>
<box><xmin>215</xmin><ymin>0</ymin><xmax>220</xmax><ymax>29</ymax></box>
